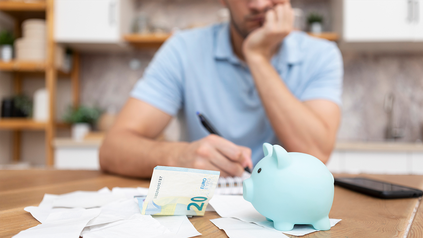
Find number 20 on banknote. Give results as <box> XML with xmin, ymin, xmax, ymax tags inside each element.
<box><xmin>187</xmin><ymin>196</ymin><xmax>207</xmax><ymax>211</ymax></box>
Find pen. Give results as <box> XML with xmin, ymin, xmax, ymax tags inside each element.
<box><xmin>196</xmin><ymin>112</ymin><xmax>252</xmax><ymax>174</ymax></box>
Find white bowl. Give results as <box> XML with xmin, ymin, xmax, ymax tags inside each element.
<box><xmin>22</xmin><ymin>19</ymin><xmax>46</xmax><ymax>29</ymax></box>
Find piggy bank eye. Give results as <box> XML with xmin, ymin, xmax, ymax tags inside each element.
<box><xmin>257</xmin><ymin>168</ymin><xmax>262</xmax><ymax>173</ymax></box>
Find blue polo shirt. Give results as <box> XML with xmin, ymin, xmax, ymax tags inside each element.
<box><xmin>131</xmin><ymin>23</ymin><xmax>343</xmax><ymax>165</ymax></box>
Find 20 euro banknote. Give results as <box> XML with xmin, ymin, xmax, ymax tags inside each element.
<box><xmin>139</xmin><ymin>166</ymin><xmax>220</xmax><ymax>216</ymax></box>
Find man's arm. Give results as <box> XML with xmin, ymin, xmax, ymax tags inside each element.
<box><xmin>100</xmin><ymin>98</ymin><xmax>252</xmax><ymax>178</ymax></box>
<box><xmin>243</xmin><ymin>2</ymin><xmax>341</xmax><ymax>163</ymax></box>
<box><xmin>245</xmin><ymin>59</ymin><xmax>340</xmax><ymax>163</ymax></box>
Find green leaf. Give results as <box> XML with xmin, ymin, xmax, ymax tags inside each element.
<box><xmin>0</xmin><ymin>30</ymin><xmax>15</xmax><ymax>45</ymax></box>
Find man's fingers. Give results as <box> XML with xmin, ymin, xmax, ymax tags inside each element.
<box><xmin>240</xmin><ymin>146</ymin><xmax>253</xmax><ymax>169</ymax></box>
<box><xmin>283</xmin><ymin>2</ymin><xmax>294</xmax><ymax>27</ymax></box>
<box><xmin>205</xmin><ymin>135</ymin><xmax>252</xmax><ymax>169</ymax></box>
<box><xmin>208</xmin><ymin>149</ymin><xmax>245</xmax><ymax>177</ymax></box>
<box><xmin>264</xmin><ymin>7</ymin><xmax>277</xmax><ymax>29</ymax></box>
<box><xmin>207</xmin><ymin>135</ymin><xmax>243</xmax><ymax>162</ymax></box>
<box><xmin>274</xmin><ymin>3</ymin><xmax>292</xmax><ymax>27</ymax></box>
<box><xmin>274</xmin><ymin>4</ymin><xmax>284</xmax><ymax>24</ymax></box>
<box><xmin>193</xmin><ymin>155</ymin><xmax>230</xmax><ymax>177</ymax></box>
<box><xmin>272</xmin><ymin>0</ymin><xmax>290</xmax><ymax>4</ymax></box>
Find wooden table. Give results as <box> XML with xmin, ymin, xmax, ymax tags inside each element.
<box><xmin>1</xmin><ymin>170</ymin><xmax>422</xmax><ymax>238</ymax></box>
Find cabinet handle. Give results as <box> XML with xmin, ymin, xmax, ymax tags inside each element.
<box><xmin>408</xmin><ymin>0</ymin><xmax>414</xmax><ymax>23</ymax></box>
<box><xmin>109</xmin><ymin>0</ymin><xmax>117</xmax><ymax>27</ymax></box>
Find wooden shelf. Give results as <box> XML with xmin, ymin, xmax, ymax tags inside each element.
<box><xmin>0</xmin><ymin>60</ymin><xmax>71</xmax><ymax>76</ymax></box>
<box><xmin>0</xmin><ymin>119</ymin><xmax>72</xmax><ymax>130</ymax></box>
<box><xmin>124</xmin><ymin>33</ymin><xmax>170</xmax><ymax>43</ymax></box>
<box><xmin>0</xmin><ymin>119</ymin><xmax>46</xmax><ymax>130</ymax></box>
<box><xmin>0</xmin><ymin>0</ymin><xmax>46</xmax><ymax>19</ymax></box>
<box><xmin>0</xmin><ymin>0</ymin><xmax>74</xmax><ymax>166</ymax></box>
<box><xmin>124</xmin><ymin>33</ymin><xmax>171</xmax><ymax>48</ymax></box>
<box><xmin>0</xmin><ymin>60</ymin><xmax>46</xmax><ymax>72</ymax></box>
<box><xmin>308</xmin><ymin>32</ymin><xmax>339</xmax><ymax>41</ymax></box>
<box><xmin>0</xmin><ymin>1</ymin><xmax>46</xmax><ymax>12</ymax></box>
<box><xmin>55</xmin><ymin>122</ymin><xmax>71</xmax><ymax>129</ymax></box>
<box><xmin>123</xmin><ymin>32</ymin><xmax>339</xmax><ymax>48</ymax></box>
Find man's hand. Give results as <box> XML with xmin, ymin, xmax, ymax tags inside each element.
<box><xmin>175</xmin><ymin>135</ymin><xmax>252</xmax><ymax>177</ymax></box>
<box><xmin>243</xmin><ymin>1</ymin><xmax>293</xmax><ymax>62</ymax></box>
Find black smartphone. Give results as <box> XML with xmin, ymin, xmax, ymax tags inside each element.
<box><xmin>334</xmin><ymin>177</ymin><xmax>423</xmax><ymax>199</ymax></box>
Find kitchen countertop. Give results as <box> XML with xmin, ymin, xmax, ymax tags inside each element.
<box><xmin>54</xmin><ymin>138</ymin><xmax>423</xmax><ymax>152</ymax></box>
<box><xmin>335</xmin><ymin>141</ymin><xmax>423</xmax><ymax>152</ymax></box>
<box><xmin>54</xmin><ymin>138</ymin><xmax>103</xmax><ymax>148</ymax></box>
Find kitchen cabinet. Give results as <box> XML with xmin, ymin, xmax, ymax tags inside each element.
<box><xmin>343</xmin><ymin>0</ymin><xmax>422</xmax><ymax>42</ymax></box>
<box><xmin>327</xmin><ymin>142</ymin><xmax>423</xmax><ymax>174</ymax></box>
<box><xmin>54</xmin><ymin>139</ymin><xmax>100</xmax><ymax>170</ymax></box>
<box><xmin>415</xmin><ymin>0</ymin><xmax>423</xmax><ymax>40</ymax></box>
<box><xmin>54</xmin><ymin>0</ymin><xmax>134</xmax><ymax>43</ymax></box>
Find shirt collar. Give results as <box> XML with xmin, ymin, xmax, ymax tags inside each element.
<box><xmin>214</xmin><ymin>23</ymin><xmax>304</xmax><ymax>66</ymax></box>
<box><xmin>214</xmin><ymin>23</ymin><xmax>241</xmax><ymax>65</ymax></box>
<box><xmin>279</xmin><ymin>31</ymin><xmax>304</xmax><ymax>65</ymax></box>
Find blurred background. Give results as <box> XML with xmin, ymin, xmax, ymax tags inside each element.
<box><xmin>0</xmin><ymin>0</ymin><xmax>422</xmax><ymax>174</ymax></box>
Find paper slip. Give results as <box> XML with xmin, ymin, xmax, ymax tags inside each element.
<box><xmin>21</xmin><ymin>187</ymin><xmax>201</xmax><ymax>238</ymax></box>
<box><xmin>13</xmin><ymin>208</ymin><xmax>101</xmax><ymax>238</ymax></box>
<box><xmin>209</xmin><ymin>195</ymin><xmax>342</xmax><ymax>236</ymax></box>
<box><xmin>153</xmin><ymin>215</ymin><xmax>202</xmax><ymax>238</ymax></box>
<box><xmin>211</xmin><ymin>218</ymin><xmax>289</xmax><ymax>238</ymax></box>
<box><xmin>24</xmin><ymin>194</ymin><xmax>58</xmax><ymax>223</ymax></box>
<box><xmin>86</xmin><ymin>198</ymin><xmax>141</xmax><ymax>227</ymax></box>
<box><xmin>111</xmin><ymin>187</ymin><xmax>149</xmax><ymax>199</ymax></box>
<box><xmin>141</xmin><ymin>166</ymin><xmax>220</xmax><ymax>216</ymax></box>
<box><xmin>209</xmin><ymin>195</ymin><xmax>265</xmax><ymax>224</ymax></box>
<box><xmin>53</xmin><ymin>191</ymin><xmax>125</xmax><ymax>208</ymax></box>
<box><xmin>82</xmin><ymin>214</ymin><xmax>170</xmax><ymax>238</ymax></box>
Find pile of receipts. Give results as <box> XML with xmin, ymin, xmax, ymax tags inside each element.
<box><xmin>13</xmin><ymin>166</ymin><xmax>341</xmax><ymax>238</ymax></box>
<box><xmin>14</xmin><ymin>187</ymin><xmax>202</xmax><ymax>238</ymax></box>
<box><xmin>209</xmin><ymin>195</ymin><xmax>342</xmax><ymax>238</ymax></box>
<box><xmin>14</xmin><ymin>166</ymin><xmax>221</xmax><ymax>238</ymax></box>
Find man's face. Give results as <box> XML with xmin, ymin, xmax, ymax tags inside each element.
<box><xmin>223</xmin><ymin>0</ymin><xmax>284</xmax><ymax>38</ymax></box>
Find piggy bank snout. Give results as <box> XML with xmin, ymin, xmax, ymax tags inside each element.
<box><xmin>243</xmin><ymin>178</ymin><xmax>254</xmax><ymax>202</ymax></box>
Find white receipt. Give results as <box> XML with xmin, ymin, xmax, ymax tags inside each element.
<box><xmin>24</xmin><ymin>194</ymin><xmax>59</xmax><ymax>224</ymax></box>
<box><xmin>21</xmin><ymin>187</ymin><xmax>201</xmax><ymax>238</ymax></box>
<box><xmin>153</xmin><ymin>215</ymin><xmax>202</xmax><ymax>238</ymax></box>
<box><xmin>53</xmin><ymin>191</ymin><xmax>125</xmax><ymax>208</ymax></box>
<box><xmin>13</xmin><ymin>208</ymin><xmax>101</xmax><ymax>238</ymax></box>
<box><xmin>82</xmin><ymin>214</ymin><xmax>170</xmax><ymax>238</ymax></box>
<box><xmin>209</xmin><ymin>195</ymin><xmax>342</xmax><ymax>236</ymax></box>
<box><xmin>211</xmin><ymin>218</ymin><xmax>288</xmax><ymax>238</ymax></box>
<box><xmin>111</xmin><ymin>187</ymin><xmax>149</xmax><ymax>199</ymax></box>
<box><xmin>86</xmin><ymin>198</ymin><xmax>140</xmax><ymax>227</ymax></box>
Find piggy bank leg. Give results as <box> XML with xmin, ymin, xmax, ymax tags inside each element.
<box><xmin>273</xmin><ymin>221</ymin><xmax>294</xmax><ymax>231</ymax></box>
<box><xmin>312</xmin><ymin>216</ymin><xmax>331</xmax><ymax>230</ymax></box>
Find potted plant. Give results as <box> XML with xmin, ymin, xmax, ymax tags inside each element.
<box><xmin>63</xmin><ymin>105</ymin><xmax>102</xmax><ymax>141</ymax></box>
<box><xmin>13</xmin><ymin>94</ymin><xmax>33</xmax><ymax>118</ymax></box>
<box><xmin>307</xmin><ymin>13</ymin><xmax>324</xmax><ymax>34</ymax></box>
<box><xmin>0</xmin><ymin>30</ymin><xmax>15</xmax><ymax>62</ymax></box>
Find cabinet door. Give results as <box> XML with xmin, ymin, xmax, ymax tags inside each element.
<box><xmin>55</xmin><ymin>0</ymin><xmax>120</xmax><ymax>43</ymax></box>
<box><xmin>344</xmin><ymin>0</ymin><xmax>415</xmax><ymax>41</ymax></box>
<box><xmin>414</xmin><ymin>0</ymin><xmax>423</xmax><ymax>40</ymax></box>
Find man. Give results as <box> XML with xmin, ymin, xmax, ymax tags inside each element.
<box><xmin>99</xmin><ymin>0</ymin><xmax>343</xmax><ymax>178</ymax></box>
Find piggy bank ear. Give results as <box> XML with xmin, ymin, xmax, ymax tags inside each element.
<box><xmin>263</xmin><ymin>143</ymin><xmax>273</xmax><ymax>157</ymax></box>
<box><xmin>273</xmin><ymin>145</ymin><xmax>292</xmax><ymax>169</ymax></box>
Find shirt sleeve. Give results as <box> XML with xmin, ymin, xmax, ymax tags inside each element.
<box><xmin>299</xmin><ymin>42</ymin><xmax>343</xmax><ymax>105</ymax></box>
<box><xmin>130</xmin><ymin>34</ymin><xmax>185</xmax><ymax>116</ymax></box>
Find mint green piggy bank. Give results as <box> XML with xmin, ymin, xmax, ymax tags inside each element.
<box><xmin>243</xmin><ymin>143</ymin><xmax>334</xmax><ymax>231</ymax></box>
